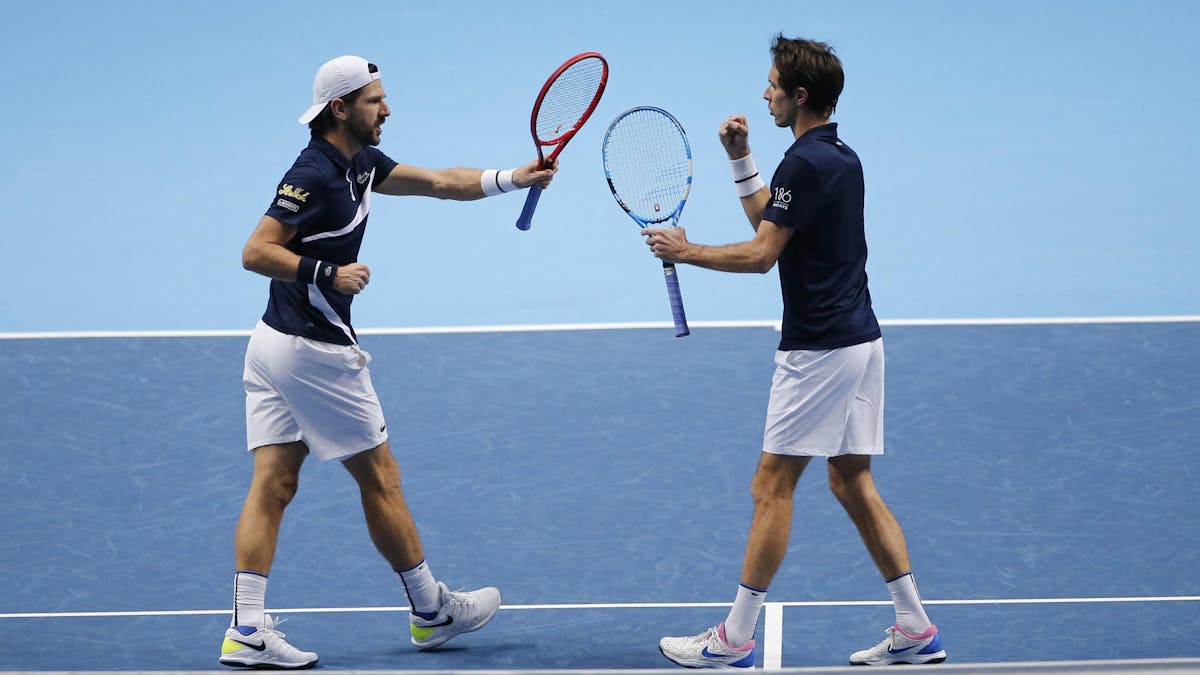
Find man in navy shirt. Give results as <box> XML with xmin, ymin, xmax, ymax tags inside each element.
<box><xmin>220</xmin><ymin>55</ymin><xmax>555</xmax><ymax>669</ymax></box>
<box><xmin>649</xmin><ymin>37</ymin><xmax>945</xmax><ymax>668</ymax></box>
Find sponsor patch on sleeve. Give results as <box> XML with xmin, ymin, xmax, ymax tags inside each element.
<box><xmin>770</xmin><ymin>186</ymin><xmax>792</xmax><ymax>211</ymax></box>
<box><xmin>275</xmin><ymin>183</ymin><xmax>310</xmax><ymax>213</ymax></box>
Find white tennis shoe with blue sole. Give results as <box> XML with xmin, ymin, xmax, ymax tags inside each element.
<box><xmin>849</xmin><ymin>624</ymin><xmax>947</xmax><ymax>665</ymax></box>
<box><xmin>659</xmin><ymin>622</ymin><xmax>756</xmax><ymax>668</ymax></box>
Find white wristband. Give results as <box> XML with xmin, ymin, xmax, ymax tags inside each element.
<box><xmin>731</xmin><ymin>154</ymin><xmax>766</xmax><ymax>198</ymax></box>
<box><xmin>497</xmin><ymin>169</ymin><xmax>517</xmax><ymax>193</ymax></box>
<box><xmin>730</xmin><ymin>154</ymin><xmax>758</xmax><ymax>181</ymax></box>
<box><xmin>736</xmin><ymin>174</ymin><xmax>767</xmax><ymax>198</ymax></box>
<box><xmin>481</xmin><ymin>168</ymin><xmax>518</xmax><ymax>197</ymax></box>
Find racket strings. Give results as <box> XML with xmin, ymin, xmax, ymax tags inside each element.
<box><xmin>603</xmin><ymin>110</ymin><xmax>691</xmax><ymax>223</ymax></box>
<box><xmin>535</xmin><ymin>57</ymin><xmax>606</xmax><ymax>143</ymax></box>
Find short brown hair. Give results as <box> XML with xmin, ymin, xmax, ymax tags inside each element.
<box><xmin>770</xmin><ymin>34</ymin><xmax>843</xmax><ymax>118</ymax></box>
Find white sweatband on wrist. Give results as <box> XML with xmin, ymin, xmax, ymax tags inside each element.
<box><xmin>497</xmin><ymin>169</ymin><xmax>517</xmax><ymax>193</ymax></box>
<box><xmin>481</xmin><ymin>168</ymin><xmax>519</xmax><ymax>197</ymax></box>
<box><xmin>730</xmin><ymin>154</ymin><xmax>767</xmax><ymax>198</ymax></box>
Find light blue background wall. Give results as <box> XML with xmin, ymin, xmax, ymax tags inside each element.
<box><xmin>3</xmin><ymin>0</ymin><xmax>1196</xmax><ymax>332</ymax></box>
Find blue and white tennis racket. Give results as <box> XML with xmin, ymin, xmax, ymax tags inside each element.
<box><xmin>601</xmin><ymin>106</ymin><xmax>692</xmax><ymax>337</ymax></box>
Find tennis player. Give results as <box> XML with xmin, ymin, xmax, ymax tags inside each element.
<box><xmin>647</xmin><ymin>36</ymin><xmax>946</xmax><ymax>668</ymax></box>
<box><xmin>219</xmin><ymin>55</ymin><xmax>556</xmax><ymax>669</ymax></box>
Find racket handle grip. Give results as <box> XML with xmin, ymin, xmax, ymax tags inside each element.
<box><xmin>662</xmin><ymin>262</ymin><xmax>690</xmax><ymax>337</ymax></box>
<box><xmin>515</xmin><ymin>185</ymin><xmax>543</xmax><ymax>231</ymax></box>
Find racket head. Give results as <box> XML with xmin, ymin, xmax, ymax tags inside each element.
<box><xmin>529</xmin><ymin>52</ymin><xmax>608</xmax><ymax>161</ymax></box>
<box><xmin>601</xmin><ymin>106</ymin><xmax>693</xmax><ymax>227</ymax></box>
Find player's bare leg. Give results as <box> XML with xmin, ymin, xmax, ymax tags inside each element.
<box><xmin>222</xmin><ymin>442</ymin><xmax>318</xmax><ymax>669</ymax></box>
<box><xmin>829</xmin><ymin>455</ymin><xmax>945</xmax><ymax>665</ymax></box>
<box><xmin>660</xmin><ymin>453</ymin><xmax>810</xmax><ymax>668</ymax></box>
<box><xmin>740</xmin><ymin>452</ymin><xmax>811</xmax><ymax>588</ymax></box>
<box><xmin>827</xmin><ymin>455</ymin><xmax>908</xmax><ymax>577</ymax></box>
<box><xmin>342</xmin><ymin>441</ymin><xmax>500</xmax><ymax>651</ymax></box>
<box><xmin>341</xmin><ymin>441</ymin><xmax>424</xmax><ymax>569</ymax></box>
<box><xmin>235</xmin><ymin>442</ymin><xmax>309</xmax><ymax>574</ymax></box>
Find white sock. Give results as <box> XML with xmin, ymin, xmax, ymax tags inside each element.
<box><xmin>232</xmin><ymin>570</ymin><xmax>267</xmax><ymax>628</ymax></box>
<box><xmin>887</xmin><ymin>572</ymin><xmax>932</xmax><ymax>635</ymax></box>
<box><xmin>723</xmin><ymin>583</ymin><xmax>766</xmax><ymax>647</ymax></box>
<box><xmin>397</xmin><ymin>560</ymin><xmax>441</xmax><ymax>618</ymax></box>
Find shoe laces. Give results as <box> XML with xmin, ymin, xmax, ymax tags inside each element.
<box><xmin>445</xmin><ymin>587</ymin><xmax>479</xmax><ymax>609</ymax></box>
<box><xmin>258</xmin><ymin>614</ymin><xmax>307</xmax><ymax>656</ymax></box>
<box><xmin>858</xmin><ymin>627</ymin><xmax>898</xmax><ymax>657</ymax></box>
<box><xmin>260</xmin><ymin>614</ymin><xmax>289</xmax><ymax>637</ymax></box>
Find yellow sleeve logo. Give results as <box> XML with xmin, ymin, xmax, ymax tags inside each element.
<box><xmin>278</xmin><ymin>184</ymin><xmax>310</xmax><ymax>202</ymax></box>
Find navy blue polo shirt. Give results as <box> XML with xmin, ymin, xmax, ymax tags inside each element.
<box><xmin>762</xmin><ymin>123</ymin><xmax>881</xmax><ymax>351</ymax></box>
<box><xmin>260</xmin><ymin>136</ymin><xmax>398</xmax><ymax>345</ymax></box>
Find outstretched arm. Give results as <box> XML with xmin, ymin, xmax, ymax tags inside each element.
<box><xmin>374</xmin><ymin>157</ymin><xmax>556</xmax><ymax>199</ymax></box>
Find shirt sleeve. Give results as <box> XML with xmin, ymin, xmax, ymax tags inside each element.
<box><xmin>365</xmin><ymin>147</ymin><xmax>399</xmax><ymax>188</ymax></box>
<box><xmin>762</xmin><ymin>155</ymin><xmax>824</xmax><ymax>234</ymax></box>
<box><xmin>265</xmin><ymin>160</ymin><xmax>327</xmax><ymax>235</ymax></box>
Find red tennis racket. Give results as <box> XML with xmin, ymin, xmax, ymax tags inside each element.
<box><xmin>515</xmin><ymin>52</ymin><xmax>608</xmax><ymax>231</ymax></box>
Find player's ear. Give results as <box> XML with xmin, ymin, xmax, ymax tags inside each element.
<box><xmin>329</xmin><ymin>98</ymin><xmax>348</xmax><ymax>121</ymax></box>
<box><xmin>793</xmin><ymin>87</ymin><xmax>808</xmax><ymax>107</ymax></box>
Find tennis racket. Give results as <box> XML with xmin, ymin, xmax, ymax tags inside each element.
<box><xmin>601</xmin><ymin>106</ymin><xmax>692</xmax><ymax>337</ymax></box>
<box><xmin>515</xmin><ymin>52</ymin><xmax>608</xmax><ymax>231</ymax></box>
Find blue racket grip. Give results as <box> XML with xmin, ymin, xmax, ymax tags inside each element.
<box><xmin>515</xmin><ymin>185</ymin><xmax>543</xmax><ymax>231</ymax></box>
<box><xmin>662</xmin><ymin>262</ymin><xmax>690</xmax><ymax>337</ymax></box>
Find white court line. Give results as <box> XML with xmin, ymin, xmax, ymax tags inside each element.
<box><xmin>10</xmin><ymin>661</ymin><xmax>1200</xmax><ymax>675</ymax></box>
<box><xmin>0</xmin><ymin>321</ymin><xmax>777</xmax><ymax>340</ymax></box>
<box><xmin>2</xmin><ymin>595</ymin><xmax>1196</xmax><ymax>620</ymax></box>
<box><xmin>879</xmin><ymin>315</ymin><xmax>1200</xmax><ymax>326</ymax></box>
<box><xmin>1</xmin><ymin>315</ymin><xmax>1199</xmax><ymax>340</ymax></box>
<box><xmin>763</xmin><ymin>601</ymin><xmax>784</xmax><ymax>670</ymax></box>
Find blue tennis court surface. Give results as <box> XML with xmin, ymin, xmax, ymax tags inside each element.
<box><xmin>1</xmin><ymin>320</ymin><xmax>1197</xmax><ymax>671</ymax></box>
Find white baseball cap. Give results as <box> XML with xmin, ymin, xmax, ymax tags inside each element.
<box><xmin>298</xmin><ymin>55</ymin><xmax>381</xmax><ymax>124</ymax></box>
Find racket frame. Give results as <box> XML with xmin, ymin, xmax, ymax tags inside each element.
<box><xmin>515</xmin><ymin>51</ymin><xmax>609</xmax><ymax>231</ymax></box>
<box><xmin>601</xmin><ymin>106</ymin><xmax>693</xmax><ymax>337</ymax></box>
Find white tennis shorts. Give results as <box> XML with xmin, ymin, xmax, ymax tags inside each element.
<box><xmin>762</xmin><ymin>338</ymin><xmax>884</xmax><ymax>457</ymax></box>
<box><xmin>243</xmin><ymin>321</ymin><xmax>388</xmax><ymax>462</ymax></box>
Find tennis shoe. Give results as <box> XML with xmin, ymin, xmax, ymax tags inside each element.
<box><xmin>849</xmin><ymin>624</ymin><xmax>946</xmax><ymax>666</ymax></box>
<box><xmin>658</xmin><ymin>622</ymin><xmax>755</xmax><ymax>669</ymax></box>
<box><xmin>219</xmin><ymin>614</ymin><xmax>318</xmax><ymax>669</ymax></box>
<box><xmin>409</xmin><ymin>581</ymin><xmax>501</xmax><ymax>650</ymax></box>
